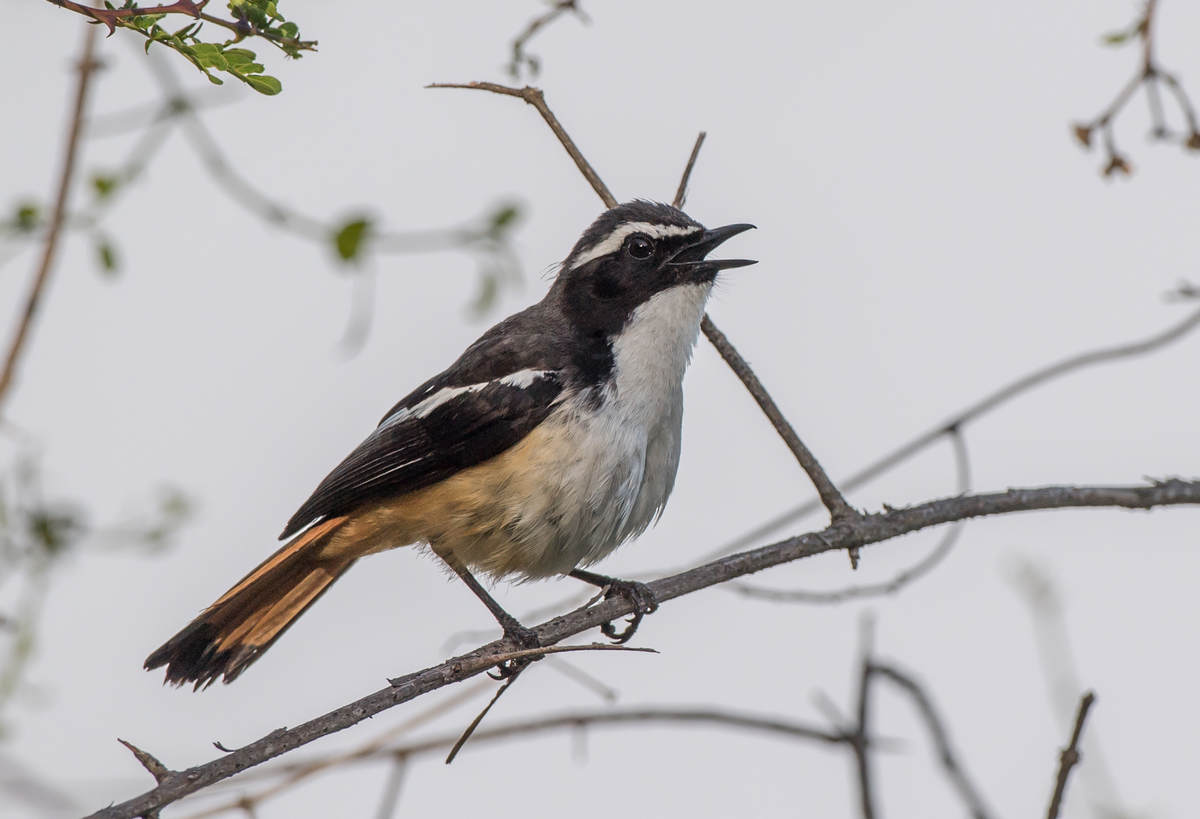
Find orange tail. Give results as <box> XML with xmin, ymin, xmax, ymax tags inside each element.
<box><xmin>145</xmin><ymin>516</ymin><xmax>351</xmax><ymax>689</ymax></box>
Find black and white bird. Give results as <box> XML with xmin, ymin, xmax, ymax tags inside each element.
<box><xmin>145</xmin><ymin>200</ymin><xmax>755</xmax><ymax>688</ymax></box>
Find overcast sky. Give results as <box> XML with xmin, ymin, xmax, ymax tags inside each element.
<box><xmin>3</xmin><ymin>1</ymin><xmax>1199</xmax><ymax>817</ymax></box>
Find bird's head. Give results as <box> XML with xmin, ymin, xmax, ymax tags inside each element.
<box><xmin>554</xmin><ymin>201</ymin><xmax>755</xmax><ymax>337</ymax></box>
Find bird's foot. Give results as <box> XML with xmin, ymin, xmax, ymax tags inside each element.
<box><xmin>598</xmin><ymin>577</ymin><xmax>658</xmax><ymax>643</ymax></box>
<box><xmin>568</xmin><ymin>569</ymin><xmax>658</xmax><ymax>644</ymax></box>
<box><xmin>490</xmin><ymin>619</ymin><xmax>541</xmax><ymax>680</ymax></box>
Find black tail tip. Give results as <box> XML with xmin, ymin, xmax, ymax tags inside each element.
<box><xmin>144</xmin><ymin>621</ymin><xmax>256</xmax><ymax>691</ymax></box>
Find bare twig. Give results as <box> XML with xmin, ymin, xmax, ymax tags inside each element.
<box><xmin>672</xmin><ymin>131</ymin><xmax>707</xmax><ymax>210</ymax></box>
<box><xmin>429</xmin><ymin>82</ymin><xmax>617</xmax><ymax>207</ymax></box>
<box><xmin>676</xmin><ymin>133</ymin><xmax>855</xmax><ymax>525</ymax></box>
<box><xmin>1009</xmin><ymin>563</ymin><xmax>1128</xmax><ymax>813</ymax></box>
<box><xmin>0</xmin><ymin>28</ymin><xmax>99</xmax><ymax>414</ymax></box>
<box><xmin>507</xmin><ymin>1</ymin><xmax>588</xmax><ymax>78</ymax></box>
<box><xmin>1045</xmin><ymin>691</ymin><xmax>1097</xmax><ymax>819</ymax></box>
<box><xmin>89</xmin><ymin>479</ymin><xmax>1200</xmax><ymax>818</ymax></box>
<box><xmin>700</xmin><ymin>315</ymin><xmax>858</xmax><ymax>525</ymax></box>
<box><xmin>441</xmin><ymin>643</ymin><xmax>655</xmax><ymax>762</ymax></box>
<box><xmin>117</xmin><ymin>739</ymin><xmax>173</xmax><ymax>785</ymax></box>
<box><xmin>871</xmin><ymin>664</ymin><xmax>995</xmax><ymax>819</ymax></box>
<box><xmin>733</xmin><ymin>425</ymin><xmax>970</xmax><ymax>602</ymax></box>
<box><xmin>372</xmin><ymin>755</ymin><xmax>407</xmax><ymax>819</ymax></box>
<box><xmin>444</xmin><ymin>668</ymin><xmax>523</xmax><ymax>764</ymax></box>
<box><xmin>851</xmin><ymin>621</ymin><xmax>877</xmax><ymax>819</ymax></box>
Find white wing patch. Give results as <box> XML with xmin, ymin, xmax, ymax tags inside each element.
<box><xmin>380</xmin><ymin>369</ymin><xmax>554</xmax><ymax>429</ymax></box>
<box><xmin>568</xmin><ymin>222</ymin><xmax>701</xmax><ymax>270</ymax></box>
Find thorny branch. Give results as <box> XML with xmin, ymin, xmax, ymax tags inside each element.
<box><xmin>0</xmin><ymin>28</ymin><xmax>100</xmax><ymax>414</ymax></box>
<box><xmin>90</xmin><ymin>479</ymin><xmax>1200</xmax><ymax>818</ymax></box>
<box><xmin>1073</xmin><ymin>0</ymin><xmax>1200</xmax><ymax>176</ymax></box>
<box><xmin>1045</xmin><ymin>692</ymin><xmax>1097</xmax><ymax>819</ymax></box>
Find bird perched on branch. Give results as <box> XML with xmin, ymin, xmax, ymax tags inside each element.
<box><xmin>146</xmin><ymin>200</ymin><xmax>755</xmax><ymax>689</ymax></box>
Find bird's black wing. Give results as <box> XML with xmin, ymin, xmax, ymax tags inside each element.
<box><xmin>280</xmin><ymin>319</ymin><xmax>571</xmax><ymax>540</ymax></box>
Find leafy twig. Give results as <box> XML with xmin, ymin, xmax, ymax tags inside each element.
<box><xmin>1072</xmin><ymin>0</ymin><xmax>1200</xmax><ymax>176</ymax></box>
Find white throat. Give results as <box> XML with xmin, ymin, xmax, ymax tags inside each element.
<box><xmin>609</xmin><ymin>282</ymin><xmax>712</xmax><ymax>409</ymax></box>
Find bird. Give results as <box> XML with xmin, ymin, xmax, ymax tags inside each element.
<box><xmin>145</xmin><ymin>200</ymin><xmax>755</xmax><ymax>689</ymax></box>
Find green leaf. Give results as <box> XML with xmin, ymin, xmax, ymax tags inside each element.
<box><xmin>279</xmin><ymin>21</ymin><xmax>298</xmax><ymax>38</ymax></box>
<box><xmin>244</xmin><ymin>73</ymin><xmax>282</xmax><ymax>95</ymax></box>
<box><xmin>222</xmin><ymin>47</ymin><xmax>257</xmax><ymax>66</ymax></box>
<box><xmin>91</xmin><ymin>173</ymin><xmax>119</xmax><ymax>200</ymax></box>
<box><xmin>333</xmin><ymin>218</ymin><xmax>372</xmax><ymax>262</ymax></box>
<box><xmin>14</xmin><ymin>203</ymin><xmax>40</xmax><ymax>232</ymax></box>
<box><xmin>487</xmin><ymin>203</ymin><xmax>521</xmax><ymax>235</ymax></box>
<box><xmin>95</xmin><ymin>236</ymin><xmax>118</xmax><ymax>276</ymax></box>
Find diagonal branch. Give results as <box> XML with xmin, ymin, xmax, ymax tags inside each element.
<box><xmin>699</xmin><ymin>314</ymin><xmax>857</xmax><ymax>523</ymax></box>
<box><xmin>89</xmin><ymin>478</ymin><xmax>1200</xmax><ymax>818</ymax></box>
<box><xmin>676</xmin><ymin>134</ymin><xmax>854</xmax><ymax>523</ymax></box>
<box><xmin>0</xmin><ymin>27</ymin><xmax>99</xmax><ymax>415</ymax></box>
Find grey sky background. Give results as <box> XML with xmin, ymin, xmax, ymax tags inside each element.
<box><xmin>3</xmin><ymin>1</ymin><xmax>1199</xmax><ymax>816</ymax></box>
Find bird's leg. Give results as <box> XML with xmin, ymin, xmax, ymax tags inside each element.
<box><xmin>569</xmin><ymin>568</ymin><xmax>659</xmax><ymax>644</ymax></box>
<box><xmin>436</xmin><ymin>551</ymin><xmax>539</xmax><ymax>679</ymax></box>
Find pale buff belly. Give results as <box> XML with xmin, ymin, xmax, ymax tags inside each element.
<box><xmin>315</xmin><ymin>403</ymin><xmax>681</xmax><ymax>580</ymax></box>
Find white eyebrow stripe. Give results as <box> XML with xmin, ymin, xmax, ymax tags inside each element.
<box><xmin>379</xmin><ymin>368</ymin><xmax>554</xmax><ymax>428</ymax></box>
<box><xmin>568</xmin><ymin>222</ymin><xmax>702</xmax><ymax>270</ymax></box>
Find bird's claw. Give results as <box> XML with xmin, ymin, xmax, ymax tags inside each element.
<box><xmin>597</xmin><ymin>579</ymin><xmax>658</xmax><ymax>644</ymax></box>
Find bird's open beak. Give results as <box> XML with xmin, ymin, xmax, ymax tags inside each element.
<box><xmin>669</xmin><ymin>223</ymin><xmax>757</xmax><ymax>271</ymax></box>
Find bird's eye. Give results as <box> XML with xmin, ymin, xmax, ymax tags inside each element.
<box><xmin>626</xmin><ymin>235</ymin><xmax>654</xmax><ymax>259</ymax></box>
